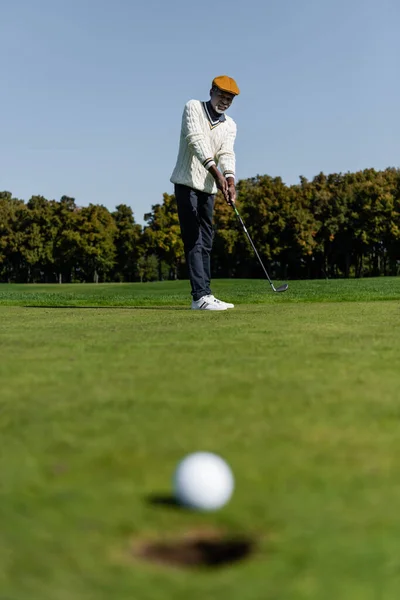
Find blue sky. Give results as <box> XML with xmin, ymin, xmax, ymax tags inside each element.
<box><xmin>2</xmin><ymin>0</ymin><xmax>399</xmax><ymax>225</ymax></box>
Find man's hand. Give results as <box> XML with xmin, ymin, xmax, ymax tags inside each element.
<box><xmin>217</xmin><ymin>173</ymin><xmax>230</xmax><ymax>202</ymax></box>
<box><xmin>227</xmin><ymin>178</ymin><xmax>236</xmax><ymax>205</ymax></box>
<box><xmin>209</xmin><ymin>165</ymin><xmax>229</xmax><ymax>203</ymax></box>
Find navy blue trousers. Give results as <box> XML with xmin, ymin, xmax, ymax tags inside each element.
<box><xmin>174</xmin><ymin>184</ymin><xmax>215</xmax><ymax>301</ymax></box>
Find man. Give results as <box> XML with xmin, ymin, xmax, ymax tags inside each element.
<box><xmin>170</xmin><ymin>75</ymin><xmax>240</xmax><ymax>311</ymax></box>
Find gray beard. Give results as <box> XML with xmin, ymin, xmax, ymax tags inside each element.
<box><xmin>210</xmin><ymin>99</ymin><xmax>225</xmax><ymax>115</ymax></box>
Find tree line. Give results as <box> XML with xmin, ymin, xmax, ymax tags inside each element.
<box><xmin>1</xmin><ymin>167</ymin><xmax>399</xmax><ymax>283</ymax></box>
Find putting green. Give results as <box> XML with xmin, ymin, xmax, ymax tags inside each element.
<box><xmin>0</xmin><ymin>279</ymin><xmax>400</xmax><ymax>599</ymax></box>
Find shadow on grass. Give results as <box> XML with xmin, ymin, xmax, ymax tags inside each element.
<box><xmin>134</xmin><ymin>526</ymin><xmax>256</xmax><ymax>569</ymax></box>
<box><xmin>137</xmin><ymin>494</ymin><xmax>257</xmax><ymax>568</ymax></box>
<box><xmin>146</xmin><ymin>494</ymin><xmax>182</xmax><ymax>510</ymax></box>
<box><xmin>24</xmin><ymin>305</ymin><xmax>189</xmax><ymax>311</ymax></box>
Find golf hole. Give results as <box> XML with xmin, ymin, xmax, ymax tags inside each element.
<box><xmin>133</xmin><ymin>529</ymin><xmax>256</xmax><ymax>569</ymax></box>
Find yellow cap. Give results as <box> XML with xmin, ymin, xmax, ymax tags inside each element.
<box><xmin>212</xmin><ymin>75</ymin><xmax>240</xmax><ymax>96</ymax></box>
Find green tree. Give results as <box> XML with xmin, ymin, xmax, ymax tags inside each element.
<box><xmin>143</xmin><ymin>193</ymin><xmax>184</xmax><ymax>279</ymax></box>
<box><xmin>137</xmin><ymin>254</ymin><xmax>159</xmax><ymax>282</ymax></box>
<box><xmin>212</xmin><ymin>192</ymin><xmax>240</xmax><ymax>277</ymax></box>
<box><xmin>74</xmin><ymin>204</ymin><xmax>117</xmax><ymax>282</ymax></box>
<box><xmin>231</xmin><ymin>175</ymin><xmax>296</xmax><ymax>278</ymax></box>
<box><xmin>111</xmin><ymin>204</ymin><xmax>142</xmax><ymax>281</ymax></box>
<box><xmin>51</xmin><ymin>196</ymin><xmax>81</xmax><ymax>284</ymax></box>
<box><xmin>0</xmin><ymin>192</ymin><xmax>27</xmax><ymax>282</ymax></box>
<box><xmin>20</xmin><ymin>195</ymin><xmax>58</xmax><ymax>282</ymax></box>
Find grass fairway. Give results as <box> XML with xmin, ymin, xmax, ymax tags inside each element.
<box><xmin>1</xmin><ymin>278</ymin><xmax>400</xmax><ymax>599</ymax></box>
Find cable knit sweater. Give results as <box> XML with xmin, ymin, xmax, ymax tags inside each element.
<box><xmin>170</xmin><ymin>99</ymin><xmax>237</xmax><ymax>194</ymax></box>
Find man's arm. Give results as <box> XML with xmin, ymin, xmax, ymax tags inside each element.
<box><xmin>182</xmin><ymin>100</ymin><xmax>216</xmax><ymax>171</ymax></box>
<box><xmin>182</xmin><ymin>100</ymin><xmax>230</xmax><ymax>201</ymax></box>
<box><xmin>208</xmin><ymin>165</ymin><xmax>229</xmax><ymax>202</ymax></box>
<box><xmin>216</xmin><ymin>121</ymin><xmax>237</xmax><ymax>204</ymax></box>
<box><xmin>226</xmin><ymin>176</ymin><xmax>236</xmax><ymax>204</ymax></box>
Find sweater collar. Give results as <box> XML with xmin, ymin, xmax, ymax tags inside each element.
<box><xmin>203</xmin><ymin>101</ymin><xmax>226</xmax><ymax>126</ymax></box>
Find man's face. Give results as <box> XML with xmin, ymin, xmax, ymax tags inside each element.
<box><xmin>210</xmin><ymin>87</ymin><xmax>235</xmax><ymax>114</ymax></box>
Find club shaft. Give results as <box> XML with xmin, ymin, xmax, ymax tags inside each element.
<box><xmin>233</xmin><ymin>206</ymin><xmax>275</xmax><ymax>289</ymax></box>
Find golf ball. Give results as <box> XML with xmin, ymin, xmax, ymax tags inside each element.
<box><xmin>173</xmin><ymin>452</ymin><xmax>234</xmax><ymax>511</ymax></box>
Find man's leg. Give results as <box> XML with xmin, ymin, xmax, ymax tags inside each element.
<box><xmin>198</xmin><ymin>192</ymin><xmax>215</xmax><ymax>296</ymax></box>
<box><xmin>198</xmin><ymin>192</ymin><xmax>235</xmax><ymax>309</ymax></box>
<box><xmin>175</xmin><ymin>184</ymin><xmax>208</xmax><ymax>301</ymax></box>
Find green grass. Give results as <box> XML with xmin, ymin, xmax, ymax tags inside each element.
<box><xmin>1</xmin><ymin>278</ymin><xmax>400</xmax><ymax>599</ymax></box>
<box><xmin>1</xmin><ymin>275</ymin><xmax>400</xmax><ymax>306</ymax></box>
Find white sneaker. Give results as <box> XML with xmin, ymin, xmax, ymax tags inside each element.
<box><xmin>191</xmin><ymin>295</ymin><xmax>227</xmax><ymax>311</ymax></box>
<box><xmin>208</xmin><ymin>295</ymin><xmax>235</xmax><ymax>309</ymax></box>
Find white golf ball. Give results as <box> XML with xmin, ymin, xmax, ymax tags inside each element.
<box><xmin>173</xmin><ymin>452</ymin><xmax>234</xmax><ymax>511</ymax></box>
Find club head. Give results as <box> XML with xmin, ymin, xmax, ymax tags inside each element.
<box><xmin>274</xmin><ymin>283</ymin><xmax>289</xmax><ymax>293</ymax></box>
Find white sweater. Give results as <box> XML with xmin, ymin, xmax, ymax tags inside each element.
<box><xmin>170</xmin><ymin>99</ymin><xmax>237</xmax><ymax>194</ymax></box>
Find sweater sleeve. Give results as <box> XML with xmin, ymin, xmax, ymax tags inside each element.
<box><xmin>181</xmin><ymin>100</ymin><xmax>216</xmax><ymax>171</ymax></box>
<box><xmin>216</xmin><ymin>120</ymin><xmax>237</xmax><ymax>179</ymax></box>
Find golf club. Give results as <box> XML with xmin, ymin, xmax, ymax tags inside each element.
<box><xmin>231</xmin><ymin>202</ymin><xmax>288</xmax><ymax>293</ymax></box>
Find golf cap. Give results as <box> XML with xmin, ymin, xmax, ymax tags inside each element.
<box><xmin>212</xmin><ymin>75</ymin><xmax>240</xmax><ymax>96</ymax></box>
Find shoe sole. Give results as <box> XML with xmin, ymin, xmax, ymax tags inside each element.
<box><xmin>191</xmin><ymin>306</ymin><xmax>227</xmax><ymax>311</ymax></box>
